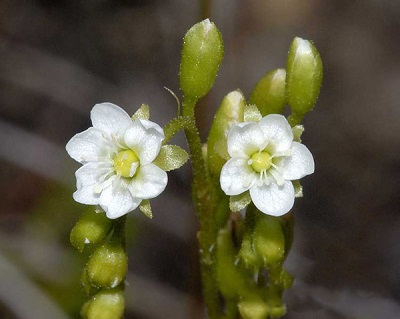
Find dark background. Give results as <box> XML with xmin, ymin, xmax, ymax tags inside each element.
<box><xmin>0</xmin><ymin>1</ymin><xmax>399</xmax><ymax>318</ymax></box>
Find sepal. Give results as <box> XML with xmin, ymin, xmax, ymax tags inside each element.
<box><xmin>244</xmin><ymin>104</ymin><xmax>262</xmax><ymax>122</ymax></box>
<box><xmin>229</xmin><ymin>192</ymin><xmax>251</xmax><ymax>212</ymax></box>
<box><xmin>139</xmin><ymin>199</ymin><xmax>152</xmax><ymax>219</ymax></box>
<box><xmin>153</xmin><ymin>145</ymin><xmax>189</xmax><ymax>171</ymax></box>
<box><xmin>131</xmin><ymin>104</ymin><xmax>150</xmax><ymax>120</ymax></box>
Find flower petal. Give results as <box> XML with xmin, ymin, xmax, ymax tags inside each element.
<box><xmin>66</xmin><ymin>127</ymin><xmax>111</xmax><ymax>163</ymax></box>
<box><xmin>99</xmin><ymin>179</ymin><xmax>141</xmax><ymax>219</ymax></box>
<box><xmin>279</xmin><ymin>142</ymin><xmax>314</xmax><ymax>180</ymax></box>
<box><xmin>124</xmin><ymin>120</ymin><xmax>164</xmax><ymax>165</ymax></box>
<box><xmin>73</xmin><ymin>162</ymin><xmax>114</xmax><ymax>204</ymax></box>
<box><xmin>220</xmin><ymin>157</ymin><xmax>257</xmax><ymax>196</ymax></box>
<box><xmin>258</xmin><ymin>114</ymin><xmax>293</xmax><ymax>152</ymax></box>
<box><xmin>227</xmin><ymin>122</ymin><xmax>267</xmax><ymax>158</ymax></box>
<box><xmin>250</xmin><ymin>181</ymin><xmax>294</xmax><ymax>216</ymax></box>
<box><xmin>91</xmin><ymin>103</ymin><xmax>132</xmax><ymax>136</ymax></box>
<box><xmin>128</xmin><ymin>163</ymin><xmax>167</xmax><ymax>199</ymax></box>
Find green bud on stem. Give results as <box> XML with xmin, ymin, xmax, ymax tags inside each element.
<box><xmin>207</xmin><ymin>90</ymin><xmax>245</xmax><ymax>179</ymax></box>
<box><xmin>86</xmin><ymin>239</ymin><xmax>128</xmax><ymax>289</ymax></box>
<box><xmin>238</xmin><ymin>299</ymin><xmax>269</xmax><ymax>319</ymax></box>
<box><xmin>249</xmin><ymin>69</ymin><xmax>287</xmax><ymax>116</ymax></box>
<box><xmin>286</xmin><ymin>37</ymin><xmax>323</xmax><ymax>118</ymax></box>
<box><xmin>81</xmin><ymin>288</ymin><xmax>124</xmax><ymax>319</ymax></box>
<box><xmin>216</xmin><ymin>224</ymin><xmax>257</xmax><ymax>300</ymax></box>
<box><xmin>70</xmin><ymin>209</ymin><xmax>113</xmax><ymax>252</ymax></box>
<box><xmin>253</xmin><ymin>215</ymin><xmax>285</xmax><ymax>266</ymax></box>
<box><xmin>180</xmin><ymin>19</ymin><xmax>224</xmax><ymax>101</ymax></box>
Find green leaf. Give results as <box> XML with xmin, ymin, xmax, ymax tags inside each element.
<box><xmin>131</xmin><ymin>104</ymin><xmax>150</xmax><ymax>120</ymax></box>
<box><xmin>139</xmin><ymin>200</ymin><xmax>152</xmax><ymax>219</ymax></box>
<box><xmin>153</xmin><ymin>145</ymin><xmax>189</xmax><ymax>171</ymax></box>
<box><xmin>244</xmin><ymin>104</ymin><xmax>262</xmax><ymax>122</ymax></box>
<box><xmin>229</xmin><ymin>192</ymin><xmax>251</xmax><ymax>212</ymax></box>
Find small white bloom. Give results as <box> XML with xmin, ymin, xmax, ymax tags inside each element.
<box><xmin>220</xmin><ymin>114</ymin><xmax>314</xmax><ymax>216</ymax></box>
<box><xmin>66</xmin><ymin>103</ymin><xmax>167</xmax><ymax>219</ymax></box>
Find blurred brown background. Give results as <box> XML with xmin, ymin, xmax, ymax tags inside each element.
<box><xmin>0</xmin><ymin>0</ymin><xmax>399</xmax><ymax>318</ymax></box>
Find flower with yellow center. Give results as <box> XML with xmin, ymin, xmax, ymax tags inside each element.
<box><xmin>66</xmin><ymin>103</ymin><xmax>167</xmax><ymax>219</ymax></box>
<box><xmin>220</xmin><ymin>114</ymin><xmax>314</xmax><ymax>216</ymax></box>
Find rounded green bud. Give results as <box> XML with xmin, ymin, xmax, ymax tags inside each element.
<box><xmin>238</xmin><ymin>299</ymin><xmax>269</xmax><ymax>319</ymax></box>
<box><xmin>180</xmin><ymin>19</ymin><xmax>224</xmax><ymax>100</ymax></box>
<box><xmin>207</xmin><ymin>90</ymin><xmax>245</xmax><ymax>179</ymax></box>
<box><xmin>286</xmin><ymin>37</ymin><xmax>323</xmax><ymax>115</ymax></box>
<box><xmin>81</xmin><ymin>288</ymin><xmax>124</xmax><ymax>319</ymax></box>
<box><xmin>70</xmin><ymin>209</ymin><xmax>113</xmax><ymax>252</ymax></box>
<box><xmin>86</xmin><ymin>240</ymin><xmax>128</xmax><ymax>289</ymax></box>
<box><xmin>216</xmin><ymin>225</ymin><xmax>258</xmax><ymax>300</ymax></box>
<box><xmin>249</xmin><ymin>69</ymin><xmax>287</xmax><ymax>116</ymax></box>
<box><xmin>253</xmin><ymin>215</ymin><xmax>285</xmax><ymax>266</ymax></box>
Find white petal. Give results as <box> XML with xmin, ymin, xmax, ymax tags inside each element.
<box><xmin>250</xmin><ymin>181</ymin><xmax>294</xmax><ymax>216</ymax></box>
<box><xmin>99</xmin><ymin>179</ymin><xmax>141</xmax><ymax>219</ymax></box>
<box><xmin>66</xmin><ymin>128</ymin><xmax>110</xmax><ymax>163</ymax></box>
<box><xmin>258</xmin><ymin>114</ymin><xmax>293</xmax><ymax>152</ymax></box>
<box><xmin>220</xmin><ymin>157</ymin><xmax>258</xmax><ymax>196</ymax></box>
<box><xmin>139</xmin><ymin>119</ymin><xmax>165</xmax><ymax>137</ymax></box>
<box><xmin>128</xmin><ymin>163</ymin><xmax>167</xmax><ymax>199</ymax></box>
<box><xmin>227</xmin><ymin>122</ymin><xmax>267</xmax><ymax>157</ymax></box>
<box><xmin>280</xmin><ymin>142</ymin><xmax>315</xmax><ymax>180</ymax></box>
<box><xmin>73</xmin><ymin>162</ymin><xmax>114</xmax><ymax>204</ymax></box>
<box><xmin>91</xmin><ymin>103</ymin><xmax>132</xmax><ymax>136</ymax></box>
<box><xmin>124</xmin><ymin>120</ymin><xmax>164</xmax><ymax>165</ymax></box>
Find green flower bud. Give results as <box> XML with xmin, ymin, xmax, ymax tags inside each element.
<box><xmin>207</xmin><ymin>90</ymin><xmax>245</xmax><ymax>179</ymax></box>
<box><xmin>286</xmin><ymin>37</ymin><xmax>323</xmax><ymax>116</ymax></box>
<box><xmin>86</xmin><ymin>239</ymin><xmax>128</xmax><ymax>289</ymax></box>
<box><xmin>238</xmin><ymin>299</ymin><xmax>269</xmax><ymax>319</ymax></box>
<box><xmin>81</xmin><ymin>288</ymin><xmax>124</xmax><ymax>319</ymax></box>
<box><xmin>249</xmin><ymin>69</ymin><xmax>287</xmax><ymax>116</ymax></box>
<box><xmin>253</xmin><ymin>215</ymin><xmax>285</xmax><ymax>266</ymax></box>
<box><xmin>216</xmin><ymin>224</ymin><xmax>257</xmax><ymax>299</ymax></box>
<box><xmin>70</xmin><ymin>209</ymin><xmax>113</xmax><ymax>252</ymax></box>
<box><xmin>180</xmin><ymin>19</ymin><xmax>224</xmax><ymax>100</ymax></box>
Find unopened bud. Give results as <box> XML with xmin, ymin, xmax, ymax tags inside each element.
<box><xmin>249</xmin><ymin>69</ymin><xmax>286</xmax><ymax>116</ymax></box>
<box><xmin>86</xmin><ymin>240</ymin><xmax>128</xmax><ymax>289</ymax></box>
<box><xmin>238</xmin><ymin>299</ymin><xmax>269</xmax><ymax>319</ymax></box>
<box><xmin>207</xmin><ymin>90</ymin><xmax>245</xmax><ymax>178</ymax></box>
<box><xmin>180</xmin><ymin>19</ymin><xmax>224</xmax><ymax>100</ymax></box>
<box><xmin>81</xmin><ymin>288</ymin><xmax>124</xmax><ymax>319</ymax></box>
<box><xmin>286</xmin><ymin>37</ymin><xmax>323</xmax><ymax>116</ymax></box>
<box><xmin>70</xmin><ymin>209</ymin><xmax>112</xmax><ymax>252</ymax></box>
<box><xmin>253</xmin><ymin>215</ymin><xmax>285</xmax><ymax>266</ymax></box>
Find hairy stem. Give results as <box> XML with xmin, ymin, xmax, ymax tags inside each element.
<box><xmin>182</xmin><ymin>97</ymin><xmax>222</xmax><ymax>318</ymax></box>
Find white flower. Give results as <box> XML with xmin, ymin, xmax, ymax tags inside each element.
<box><xmin>66</xmin><ymin>103</ymin><xmax>167</xmax><ymax>219</ymax></box>
<box><xmin>220</xmin><ymin>114</ymin><xmax>314</xmax><ymax>216</ymax></box>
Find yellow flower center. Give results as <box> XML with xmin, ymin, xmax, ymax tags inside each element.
<box><xmin>113</xmin><ymin>150</ymin><xmax>139</xmax><ymax>178</ymax></box>
<box><xmin>250</xmin><ymin>151</ymin><xmax>272</xmax><ymax>173</ymax></box>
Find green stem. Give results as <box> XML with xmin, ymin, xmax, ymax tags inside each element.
<box><xmin>182</xmin><ymin>96</ymin><xmax>222</xmax><ymax>318</ymax></box>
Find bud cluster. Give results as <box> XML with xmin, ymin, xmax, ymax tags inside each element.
<box><xmin>70</xmin><ymin>210</ymin><xmax>127</xmax><ymax>319</ymax></box>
